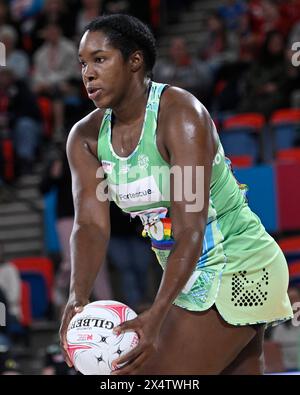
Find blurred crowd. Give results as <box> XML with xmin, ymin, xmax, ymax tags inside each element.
<box><xmin>1</xmin><ymin>0</ymin><xmax>300</xmax><ymax>189</ymax></box>
<box><xmin>155</xmin><ymin>0</ymin><xmax>300</xmax><ymax>119</ymax></box>
<box><xmin>1</xmin><ymin>0</ymin><xmax>300</xmax><ymax>182</ymax></box>
<box><xmin>0</xmin><ymin>0</ymin><xmax>300</xmax><ymax>375</ymax></box>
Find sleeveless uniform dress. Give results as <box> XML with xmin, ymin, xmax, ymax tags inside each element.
<box><xmin>97</xmin><ymin>81</ymin><xmax>293</xmax><ymax>326</ymax></box>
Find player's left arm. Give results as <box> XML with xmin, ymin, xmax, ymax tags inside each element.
<box><xmin>112</xmin><ymin>88</ymin><xmax>217</xmax><ymax>374</ymax></box>
<box><xmin>150</xmin><ymin>87</ymin><xmax>217</xmax><ymax>317</ymax></box>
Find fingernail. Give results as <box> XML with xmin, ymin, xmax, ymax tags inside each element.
<box><xmin>112</xmin><ymin>361</ymin><xmax>119</xmax><ymax>370</ymax></box>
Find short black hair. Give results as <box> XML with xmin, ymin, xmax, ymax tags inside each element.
<box><xmin>84</xmin><ymin>14</ymin><xmax>157</xmax><ymax>77</ymax></box>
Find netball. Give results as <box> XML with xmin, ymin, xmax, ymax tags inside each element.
<box><xmin>66</xmin><ymin>301</ymin><xmax>139</xmax><ymax>375</ymax></box>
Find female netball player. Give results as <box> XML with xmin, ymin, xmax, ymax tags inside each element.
<box><xmin>59</xmin><ymin>14</ymin><xmax>293</xmax><ymax>375</ymax></box>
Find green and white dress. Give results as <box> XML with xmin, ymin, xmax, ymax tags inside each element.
<box><xmin>97</xmin><ymin>81</ymin><xmax>293</xmax><ymax>326</ymax></box>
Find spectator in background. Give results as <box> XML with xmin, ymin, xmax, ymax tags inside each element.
<box><xmin>76</xmin><ymin>0</ymin><xmax>103</xmax><ymax>40</ymax></box>
<box><xmin>285</xmin><ymin>23</ymin><xmax>300</xmax><ymax>109</ymax></box>
<box><xmin>108</xmin><ymin>202</ymin><xmax>154</xmax><ymax>312</ymax></box>
<box><xmin>32</xmin><ymin>22</ymin><xmax>80</xmax><ymax>139</ymax></box>
<box><xmin>163</xmin><ymin>0</ymin><xmax>193</xmax><ymax>25</ymax></box>
<box><xmin>197</xmin><ymin>11</ymin><xmax>238</xmax><ymax>75</ymax></box>
<box><xmin>0</xmin><ymin>289</ymin><xmax>10</xmax><ymax>347</ymax></box>
<box><xmin>238</xmin><ymin>30</ymin><xmax>289</xmax><ymax>118</ymax></box>
<box><xmin>39</xmin><ymin>143</ymin><xmax>75</xmax><ymax>310</ymax></box>
<box><xmin>0</xmin><ymin>1</ymin><xmax>22</xmax><ymax>54</ymax></box>
<box><xmin>102</xmin><ymin>0</ymin><xmax>152</xmax><ymax>26</ymax></box>
<box><xmin>0</xmin><ymin>244</ymin><xmax>22</xmax><ymax>337</ymax></box>
<box><xmin>211</xmin><ymin>12</ymin><xmax>258</xmax><ymax>114</ymax></box>
<box><xmin>287</xmin><ymin>17</ymin><xmax>300</xmax><ymax>53</ymax></box>
<box><xmin>0</xmin><ymin>0</ymin><xmax>13</xmax><ymax>27</ymax></box>
<box><xmin>128</xmin><ymin>0</ymin><xmax>151</xmax><ymax>27</ymax></box>
<box><xmin>237</xmin><ymin>12</ymin><xmax>261</xmax><ymax>61</ymax></box>
<box><xmin>218</xmin><ymin>0</ymin><xmax>247</xmax><ymax>32</ymax></box>
<box><xmin>0</xmin><ymin>25</ymin><xmax>30</xmax><ymax>81</ymax></box>
<box><xmin>102</xmin><ymin>0</ymin><xmax>130</xmax><ymax>15</ymax></box>
<box><xmin>271</xmin><ymin>286</ymin><xmax>300</xmax><ymax>372</ymax></box>
<box><xmin>278</xmin><ymin>0</ymin><xmax>300</xmax><ymax>38</ymax></box>
<box><xmin>0</xmin><ymin>67</ymin><xmax>42</xmax><ymax>175</ymax></box>
<box><xmin>39</xmin><ymin>142</ymin><xmax>113</xmax><ymax>312</ymax></box>
<box><xmin>30</xmin><ymin>0</ymin><xmax>76</xmax><ymax>52</ymax></box>
<box><xmin>154</xmin><ymin>37</ymin><xmax>213</xmax><ymax>107</ymax></box>
<box><xmin>6</xmin><ymin>0</ymin><xmax>43</xmax><ymax>57</ymax></box>
<box><xmin>9</xmin><ymin>0</ymin><xmax>44</xmax><ymax>22</ymax></box>
<box><xmin>248</xmin><ymin>0</ymin><xmax>281</xmax><ymax>47</ymax></box>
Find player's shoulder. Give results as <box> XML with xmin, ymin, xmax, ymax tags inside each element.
<box><xmin>69</xmin><ymin>108</ymin><xmax>105</xmax><ymax>141</ymax></box>
<box><xmin>67</xmin><ymin>108</ymin><xmax>105</xmax><ymax>157</ymax></box>
<box><xmin>159</xmin><ymin>86</ymin><xmax>212</xmax><ymax>127</ymax></box>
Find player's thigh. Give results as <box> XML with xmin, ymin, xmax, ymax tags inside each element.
<box><xmin>220</xmin><ymin>324</ymin><xmax>265</xmax><ymax>375</ymax></box>
<box><xmin>139</xmin><ymin>305</ymin><xmax>258</xmax><ymax>375</ymax></box>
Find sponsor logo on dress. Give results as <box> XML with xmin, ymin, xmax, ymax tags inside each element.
<box><xmin>102</xmin><ymin>160</ymin><xmax>115</xmax><ymax>174</ymax></box>
<box><xmin>108</xmin><ymin>175</ymin><xmax>163</xmax><ymax>209</ymax></box>
<box><xmin>138</xmin><ymin>154</ymin><xmax>149</xmax><ymax>170</ymax></box>
<box><xmin>96</xmin><ymin>165</ymin><xmax>205</xmax><ymax>212</ymax></box>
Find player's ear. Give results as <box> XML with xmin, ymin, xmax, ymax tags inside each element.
<box><xmin>130</xmin><ymin>50</ymin><xmax>143</xmax><ymax>72</ymax></box>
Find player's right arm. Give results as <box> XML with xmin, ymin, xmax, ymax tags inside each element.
<box><xmin>59</xmin><ymin>111</ymin><xmax>110</xmax><ymax>366</ymax></box>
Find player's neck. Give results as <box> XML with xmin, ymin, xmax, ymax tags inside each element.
<box><xmin>112</xmin><ymin>78</ymin><xmax>151</xmax><ymax>125</ymax></box>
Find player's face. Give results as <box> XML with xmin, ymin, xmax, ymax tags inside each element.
<box><xmin>78</xmin><ymin>30</ymin><xmax>130</xmax><ymax>109</ymax></box>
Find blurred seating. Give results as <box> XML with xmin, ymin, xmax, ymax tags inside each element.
<box><xmin>43</xmin><ymin>189</ymin><xmax>61</xmax><ymax>254</ymax></box>
<box><xmin>20</xmin><ymin>281</ymin><xmax>32</xmax><ymax>327</ymax></box>
<box><xmin>11</xmin><ymin>257</ymin><xmax>54</xmax><ymax>320</ymax></box>
<box><xmin>20</xmin><ymin>272</ymin><xmax>48</xmax><ymax>319</ymax></box>
<box><xmin>288</xmin><ymin>260</ymin><xmax>300</xmax><ymax>285</ymax></box>
<box><xmin>228</xmin><ymin>154</ymin><xmax>253</xmax><ymax>168</ymax></box>
<box><xmin>219</xmin><ymin>113</ymin><xmax>265</xmax><ymax>163</ymax></box>
<box><xmin>277</xmin><ymin>147</ymin><xmax>300</xmax><ymax>163</ymax></box>
<box><xmin>11</xmin><ymin>257</ymin><xmax>54</xmax><ymax>301</ymax></box>
<box><xmin>270</xmin><ymin>108</ymin><xmax>300</xmax><ymax>155</ymax></box>
<box><xmin>235</xmin><ymin>164</ymin><xmax>278</xmax><ymax>233</ymax></box>
<box><xmin>276</xmin><ymin>162</ymin><xmax>300</xmax><ymax>231</ymax></box>
<box><xmin>278</xmin><ymin>235</ymin><xmax>300</xmax><ymax>263</ymax></box>
<box><xmin>18</xmin><ymin>281</ymin><xmax>32</xmax><ymax>346</ymax></box>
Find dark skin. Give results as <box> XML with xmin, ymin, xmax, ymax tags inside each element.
<box><xmin>59</xmin><ymin>30</ymin><xmax>264</xmax><ymax>375</ymax></box>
